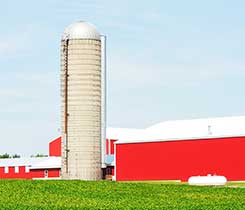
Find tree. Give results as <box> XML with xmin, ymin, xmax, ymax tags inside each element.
<box><xmin>12</xmin><ymin>154</ymin><xmax>20</xmax><ymax>158</ymax></box>
<box><xmin>31</xmin><ymin>154</ymin><xmax>48</xmax><ymax>158</ymax></box>
<box><xmin>0</xmin><ymin>153</ymin><xmax>21</xmax><ymax>159</ymax></box>
<box><xmin>0</xmin><ymin>153</ymin><xmax>10</xmax><ymax>159</ymax></box>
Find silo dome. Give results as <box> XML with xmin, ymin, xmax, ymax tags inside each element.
<box><xmin>62</xmin><ymin>21</ymin><xmax>101</xmax><ymax>40</ymax></box>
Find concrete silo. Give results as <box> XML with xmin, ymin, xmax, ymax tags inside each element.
<box><xmin>61</xmin><ymin>21</ymin><xmax>104</xmax><ymax>180</ymax></box>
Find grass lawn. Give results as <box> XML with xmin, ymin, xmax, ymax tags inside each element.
<box><xmin>0</xmin><ymin>180</ymin><xmax>244</xmax><ymax>209</ymax></box>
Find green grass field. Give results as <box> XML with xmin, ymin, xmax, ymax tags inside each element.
<box><xmin>0</xmin><ymin>180</ymin><xmax>244</xmax><ymax>209</ymax></box>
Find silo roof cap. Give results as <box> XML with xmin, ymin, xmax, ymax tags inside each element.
<box><xmin>62</xmin><ymin>21</ymin><xmax>101</xmax><ymax>40</ymax></box>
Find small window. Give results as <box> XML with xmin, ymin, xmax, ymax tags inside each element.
<box><xmin>44</xmin><ymin>169</ymin><xmax>48</xmax><ymax>178</ymax></box>
<box><xmin>4</xmin><ymin>167</ymin><xmax>9</xmax><ymax>174</ymax></box>
<box><xmin>25</xmin><ymin>166</ymin><xmax>30</xmax><ymax>173</ymax></box>
<box><xmin>14</xmin><ymin>166</ymin><xmax>19</xmax><ymax>173</ymax></box>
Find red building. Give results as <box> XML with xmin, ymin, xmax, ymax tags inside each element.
<box><xmin>105</xmin><ymin>128</ymin><xmax>144</xmax><ymax>177</ymax></box>
<box><xmin>0</xmin><ymin>137</ymin><xmax>61</xmax><ymax>179</ymax></box>
<box><xmin>2</xmin><ymin>116</ymin><xmax>245</xmax><ymax>181</ymax></box>
<box><xmin>114</xmin><ymin>116</ymin><xmax>245</xmax><ymax>181</ymax></box>
<box><xmin>49</xmin><ymin>137</ymin><xmax>61</xmax><ymax>157</ymax></box>
<box><xmin>115</xmin><ymin>136</ymin><xmax>245</xmax><ymax>181</ymax></box>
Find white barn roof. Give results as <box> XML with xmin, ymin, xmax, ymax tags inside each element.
<box><xmin>29</xmin><ymin>157</ymin><xmax>61</xmax><ymax>169</ymax></box>
<box><xmin>115</xmin><ymin>116</ymin><xmax>245</xmax><ymax>144</ymax></box>
<box><xmin>106</xmin><ymin>127</ymin><xmax>144</xmax><ymax>140</ymax></box>
<box><xmin>0</xmin><ymin>157</ymin><xmax>61</xmax><ymax>169</ymax></box>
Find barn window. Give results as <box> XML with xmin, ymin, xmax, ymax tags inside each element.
<box><xmin>4</xmin><ymin>167</ymin><xmax>9</xmax><ymax>173</ymax></box>
<box><xmin>14</xmin><ymin>166</ymin><xmax>19</xmax><ymax>173</ymax></box>
<box><xmin>25</xmin><ymin>166</ymin><xmax>30</xmax><ymax>173</ymax></box>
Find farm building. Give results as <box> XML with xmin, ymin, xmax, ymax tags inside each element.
<box><xmin>0</xmin><ymin>137</ymin><xmax>61</xmax><ymax>179</ymax></box>
<box><xmin>1</xmin><ymin>116</ymin><xmax>245</xmax><ymax>181</ymax></box>
<box><xmin>2</xmin><ymin>22</ymin><xmax>244</xmax><ymax>182</ymax></box>
<box><xmin>114</xmin><ymin>116</ymin><xmax>245</xmax><ymax>181</ymax></box>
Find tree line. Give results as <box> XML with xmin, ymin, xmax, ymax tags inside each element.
<box><xmin>0</xmin><ymin>153</ymin><xmax>20</xmax><ymax>159</ymax></box>
<box><xmin>0</xmin><ymin>153</ymin><xmax>48</xmax><ymax>159</ymax></box>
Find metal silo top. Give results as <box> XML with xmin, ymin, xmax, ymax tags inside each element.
<box><xmin>62</xmin><ymin>21</ymin><xmax>101</xmax><ymax>40</ymax></box>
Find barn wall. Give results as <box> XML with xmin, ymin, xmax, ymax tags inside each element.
<box><xmin>0</xmin><ymin>166</ymin><xmax>30</xmax><ymax>179</ymax></box>
<box><xmin>30</xmin><ymin>169</ymin><xmax>46</xmax><ymax>178</ymax></box>
<box><xmin>30</xmin><ymin>169</ymin><xmax>59</xmax><ymax>178</ymax></box>
<box><xmin>47</xmin><ymin>169</ymin><xmax>60</xmax><ymax>178</ymax></box>
<box><xmin>116</xmin><ymin>136</ymin><xmax>245</xmax><ymax>181</ymax></box>
<box><xmin>49</xmin><ymin>137</ymin><xmax>62</xmax><ymax>157</ymax></box>
<box><xmin>106</xmin><ymin>139</ymin><xmax>109</xmax><ymax>154</ymax></box>
<box><xmin>0</xmin><ymin>166</ymin><xmax>60</xmax><ymax>179</ymax></box>
<box><xmin>106</xmin><ymin>139</ymin><xmax>117</xmax><ymax>155</ymax></box>
<box><xmin>110</xmin><ymin>140</ymin><xmax>117</xmax><ymax>155</ymax></box>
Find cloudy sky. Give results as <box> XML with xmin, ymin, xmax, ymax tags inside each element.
<box><xmin>1</xmin><ymin>0</ymin><xmax>245</xmax><ymax>156</ymax></box>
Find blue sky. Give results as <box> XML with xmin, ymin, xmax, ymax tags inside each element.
<box><xmin>1</xmin><ymin>0</ymin><xmax>245</xmax><ymax>155</ymax></box>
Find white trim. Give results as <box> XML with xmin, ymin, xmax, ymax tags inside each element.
<box><xmin>29</xmin><ymin>165</ymin><xmax>61</xmax><ymax>170</ymax></box>
<box><xmin>14</xmin><ymin>166</ymin><xmax>19</xmax><ymax>173</ymax></box>
<box><xmin>4</xmin><ymin>167</ymin><xmax>8</xmax><ymax>174</ymax></box>
<box><xmin>32</xmin><ymin>177</ymin><xmax>61</xmax><ymax>180</ymax></box>
<box><xmin>25</xmin><ymin>166</ymin><xmax>30</xmax><ymax>173</ymax></box>
<box><xmin>113</xmin><ymin>141</ymin><xmax>115</xmax><ymax>155</ymax></box>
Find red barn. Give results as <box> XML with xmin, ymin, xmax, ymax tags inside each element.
<box><xmin>0</xmin><ymin>137</ymin><xmax>61</xmax><ymax>179</ymax></box>
<box><xmin>104</xmin><ymin>128</ymin><xmax>143</xmax><ymax>177</ymax></box>
<box><xmin>2</xmin><ymin>116</ymin><xmax>245</xmax><ymax>182</ymax></box>
<box><xmin>114</xmin><ymin>116</ymin><xmax>245</xmax><ymax>182</ymax></box>
<box><xmin>49</xmin><ymin>137</ymin><xmax>61</xmax><ymax>157</ymax></box>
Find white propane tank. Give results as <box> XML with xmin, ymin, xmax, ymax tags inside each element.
<box><xmin>188</xmin><ymin>174</ymin><xmax>227</xmax><ymax>186</ymax></box>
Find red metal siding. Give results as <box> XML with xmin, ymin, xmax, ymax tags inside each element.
<box><xmin>0</xmin><ymin>167</ymin><xmax>60</xmax><ymax>179</ymax></box>
<box><xmin>116</xmin><ymin>136</ymin><xmax>245</xmax><ymax>181</ymax></box>
<box><xmin>112</xmin><ymin>168</ymin><xmax>115</xmax><ymax>176</ymax></box>
<box><xmin>29</xmin><ymin>169</ymin><xmax>60</xmax><ymax>178</ymax></box>
<box><xmin>106</xmin><ymin>139</ymin><xmax>117</xmax><ymax>155</ymax></box>
<box><xmin>0</xmin><ymin>167</ymin><xmax>4</xmax><ymax>177</ymax></box>
<box><xmin>49</xmin><ymin>137</ymin><xmax>62</xmax><ymax>157</ymax></box>
<box><xmin>30</xmin><ymin>169</ymin><xmax>45</xmax><ymax>178</ymax></box>
<box><xmin>110</xmin><ymin>140</ymin><xmax>117</xmax><ymax>155</ymax></box>
<box><xmin>48</xmin><ymin>169</ymin><xmax>60</xmax><ymax>178</ymax></box>
<box><xmin>0</xmin><ymin>166</ymin><xmax>30</xmax><ymax>179</ymax></box>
